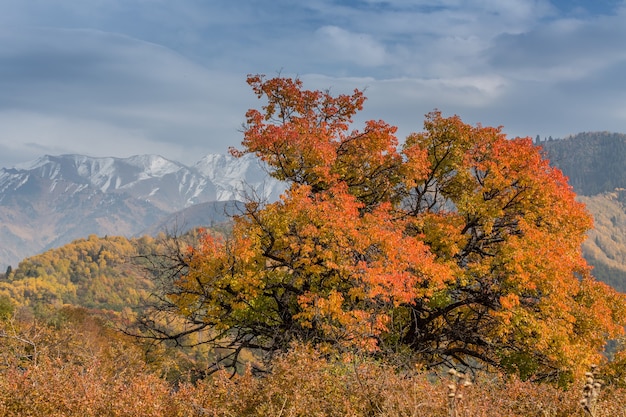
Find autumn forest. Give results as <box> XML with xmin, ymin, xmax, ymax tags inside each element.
<box><xmin>2</xmin><ymin>75</ymin><xmax>626</xmax><ymax>416</ymax></box>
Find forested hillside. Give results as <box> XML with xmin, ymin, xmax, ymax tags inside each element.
<box><xmin>0</xmin><ymin>234</ymin><xmax>159</xmax><ymax>316</ymax></box>
<box><xmin>579</xmin><ymin>191</ymin><xmax>626</xmax><ymax>292</ymax></box>
<box><xmin>541</xmin><ymin>133</ymin><xmax>626</xmax><ymax>292</ymax></box>
<box><xmin>541</xmin><ymin>132</ymin><xmax>626</xmax><ymax>196</ymax></box>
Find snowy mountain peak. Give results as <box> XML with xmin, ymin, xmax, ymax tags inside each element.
<box><xmin>125</xmin><ymin>154</ymin><xmax>184</xmax><ymax>178</ymax></box>
<box><xmin>2</xmin><ymin>152</ymin><xmax>284</xmax><ymax>211</ymax></box>
<box><xmin>14</xmin><ymin>154</ymin><xmax>184</xmax><ymax>182</ymax></box>
<box><xmin>194</xmin><ymin>153</ymin><xmax>281</xmax><ymax>202</ymax></box>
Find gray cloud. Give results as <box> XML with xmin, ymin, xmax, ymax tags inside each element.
<box><xmin>0</xmin><ymin>0</ymin><xmax>624</xmax><ymax>168</ymax></box>
<box><xmin>488</xmin><ymin>11</ymin><xmax>626</xmax><ymax>80</ymax></box>
<box><xmin>0</xmin><ymin>27</ymin><xmax>254</xmax><ymax>167</ymax></box>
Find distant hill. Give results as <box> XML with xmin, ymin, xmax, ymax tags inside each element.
<box><xmin>139</xmin><ymin>200</ymin><xmax>243</xmax><ymax>236</ymax></box>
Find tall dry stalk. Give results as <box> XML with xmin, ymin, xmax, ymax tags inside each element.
<box><xmin>447</xmin><ymin>368</ymin><xmax>472</xmax><ymax>417</ymax></box>
<box><xmin>581</xmin><ymin>364</ymin><xmax>603</xmax><ymax>417</ymax></box>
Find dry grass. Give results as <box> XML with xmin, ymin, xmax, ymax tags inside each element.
<box><xmin>2</xmin><ymin>317</ymin><xmax>626</xmax><ymax>417</ymax></box>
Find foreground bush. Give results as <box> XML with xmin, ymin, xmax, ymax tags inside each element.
<box><xmin>2</xmin><ymin>316</ymin><xmax>626</xmax><ymax>417</ymax></box>
<box><xmin>187</xmin><ymin>346</ymin><xmax>626</xmax><ymax>417</ymax></box>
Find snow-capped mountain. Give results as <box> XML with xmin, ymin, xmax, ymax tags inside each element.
<box><xmin>0</xmin><ymin>153</ymin><xmax>284</xmax><ymax>270</ymax></box>
<box><xmin>194</xmin><ymin>154</ymin><xmax>278</xmax><ymax>202</ymax></box>
<box><xmin>5</xmin><ymin>153</ymin><xmax>282</xmax><ymax>212</ymax></box>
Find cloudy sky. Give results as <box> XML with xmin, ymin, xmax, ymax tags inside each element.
<box><xmin>1</xmin><ymin>0</ymin><xmax>625</xmax><ymax>168</ymax></box>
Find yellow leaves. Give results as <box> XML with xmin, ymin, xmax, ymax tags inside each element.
<box><xmin>165</xmin><ymin>291</ymin><xmax>199</xmax><ymax>318</ymax></box>
<box><xmin>401</xmin><ymin>136</ymin><xmax>430</xmax><ymax>187</ymax></box>
<box><xmin>575</xmin><ymin>277</ymin><xmax>626</xmax><ymax>339</ymax></box>
<box><xmin>418</xmin><ymin>212</ymin><xmax>466</xmax><ymax>261</ymax></box>
<box><xmin>296</xmin><ymin>290</ymin><xmax>345</xmax><ymax>325</ymax></box>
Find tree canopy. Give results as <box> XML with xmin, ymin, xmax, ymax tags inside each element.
<box><xmin>139</xmin><ymin>75</ymin><xmax>626</xmax><ymax>382</ymax></box>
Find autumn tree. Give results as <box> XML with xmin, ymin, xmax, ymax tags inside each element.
<box><xmin>138</xmin><ymin>75</ymin><xmax>626</xmax><ymax>381</ymax></box>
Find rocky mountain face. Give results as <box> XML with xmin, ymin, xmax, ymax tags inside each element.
<box><xmin>0</xmin><ymin>153</ymin><xmax>283</xmax><ymax>270</ymax></box>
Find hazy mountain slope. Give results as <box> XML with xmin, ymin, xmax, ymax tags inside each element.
<box><xmin>139</xmin><ymin>200</ymin><xmax>244</xmax><ymax>236</ymax></box>
<box><xmin>579</xmin><ymin>192</ymin><xmax>626</xmax><ymax>292</ymax></box>
<box><xmin>0</xmin><ymin>172</ymin><xmax>165</xmax><ymax>271</ymax></box>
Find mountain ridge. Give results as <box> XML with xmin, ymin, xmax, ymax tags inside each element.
<box><xmin>0</xmin><ymin>153</ymin><xmax>284</xmax><ymax>270</ymax></box>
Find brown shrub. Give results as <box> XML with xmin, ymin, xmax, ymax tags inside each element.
<box><xmin>2</xmin><ymin>317</ymin><xmax>626</xmax><ymax>417</ymax></box>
